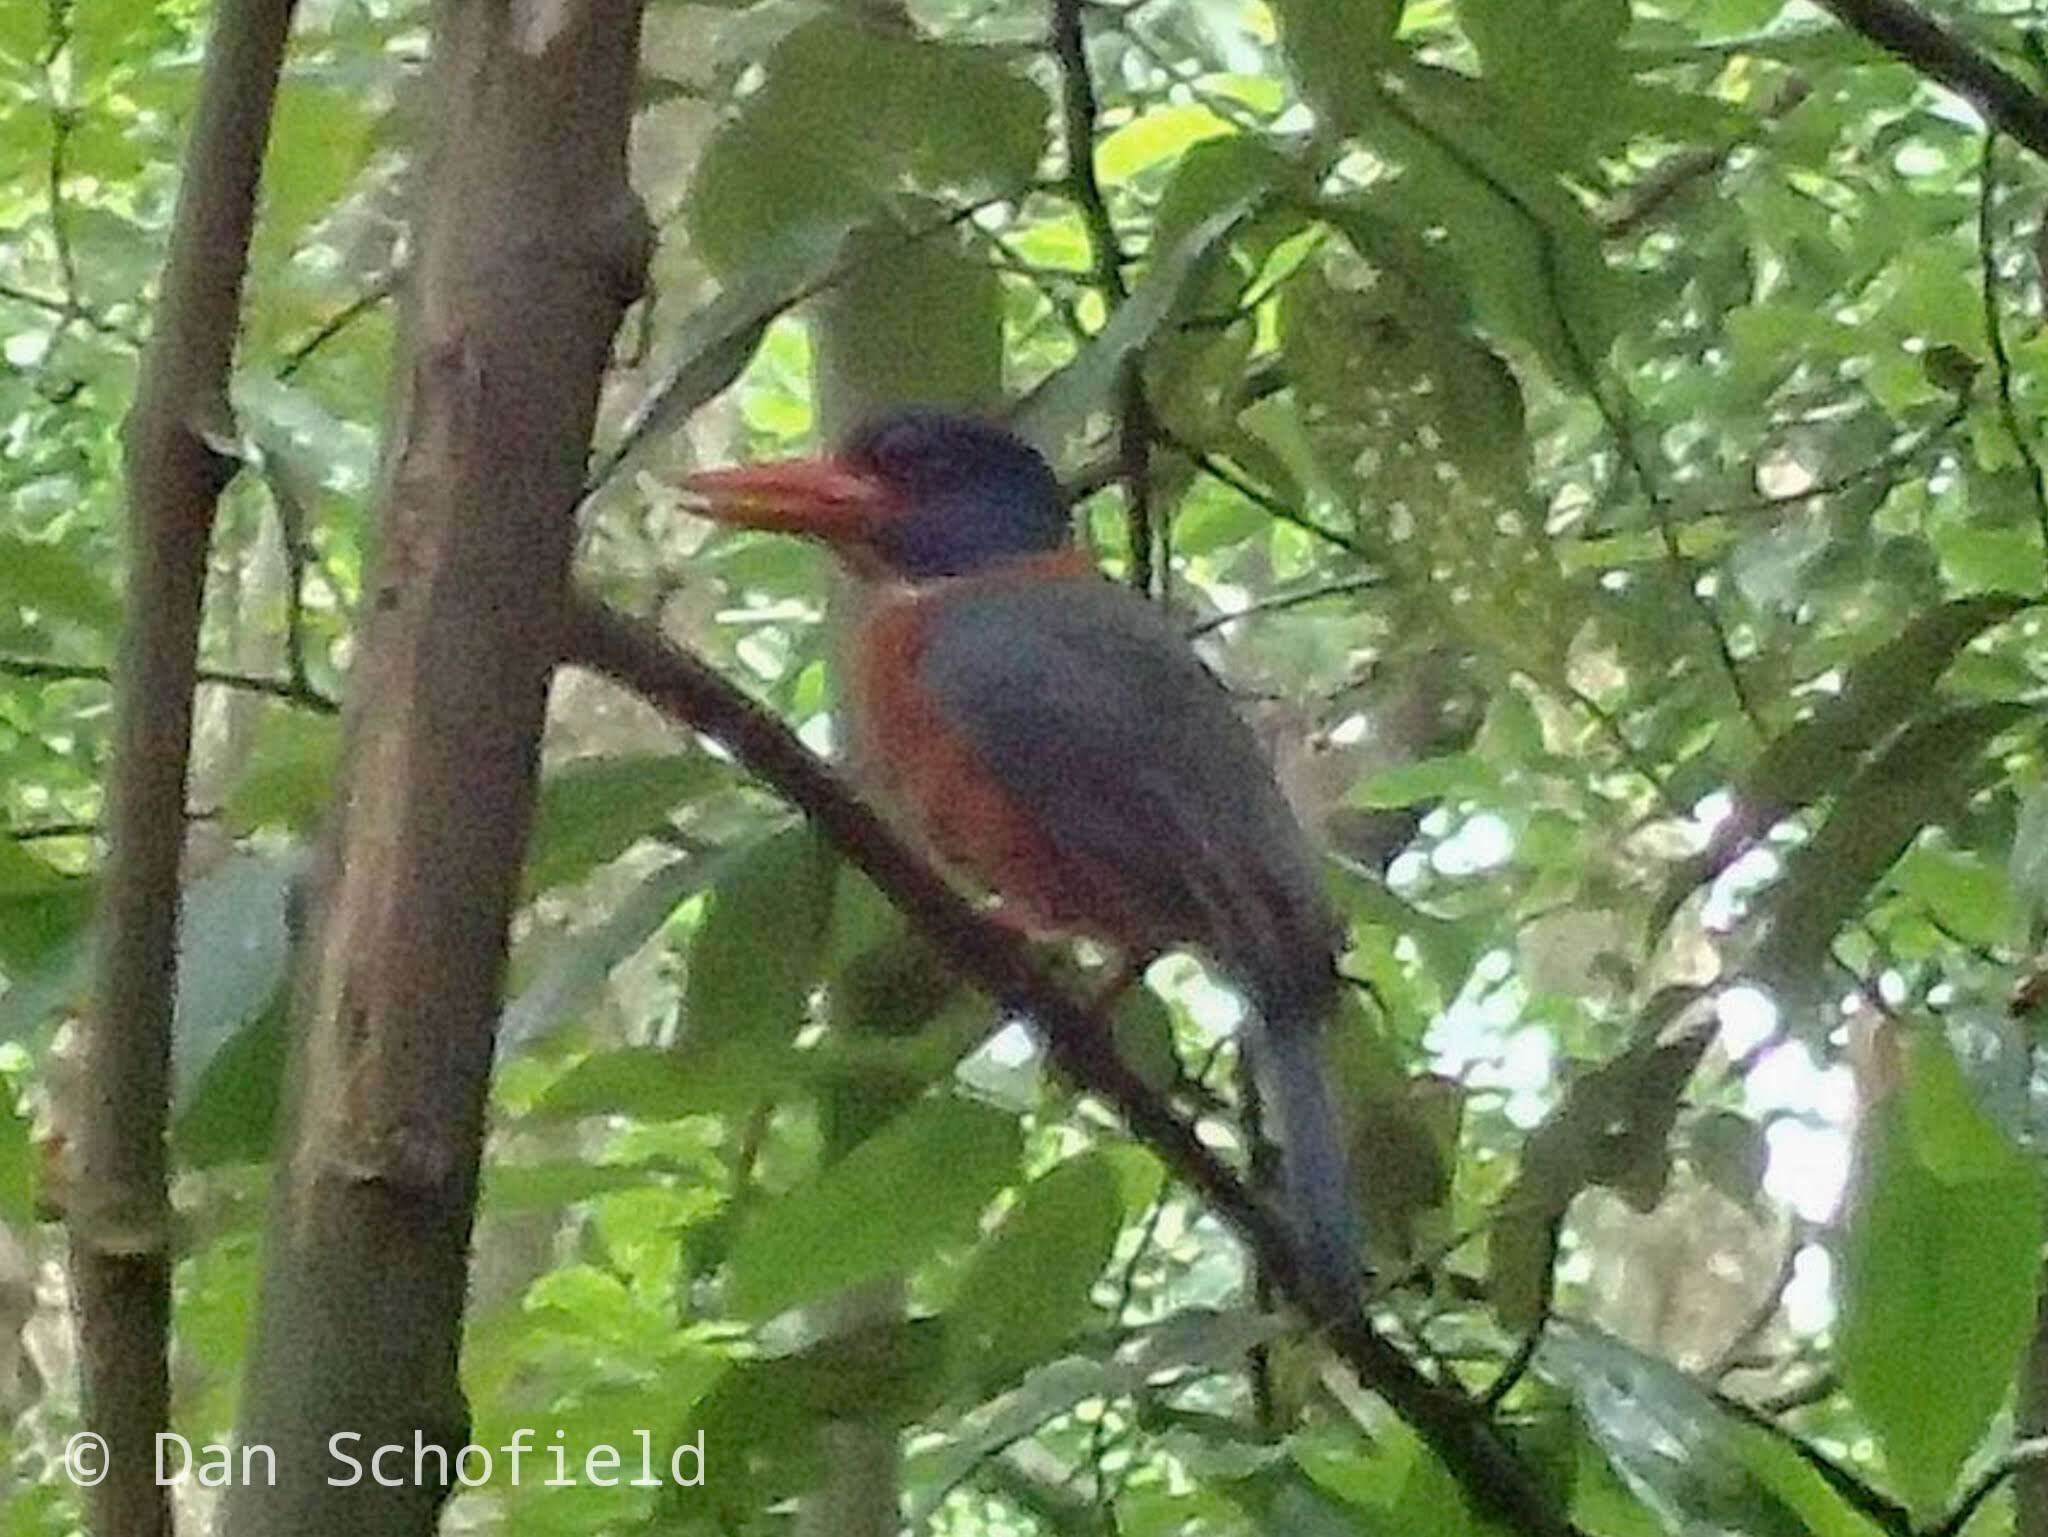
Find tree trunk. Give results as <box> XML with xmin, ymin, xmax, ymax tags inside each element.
<box><xmin>69</xmin><ymin>2</ymin><xmax>299</xmax><ymax>1533</ymax></box>
<box><xmin>219</xmin><ymin>5</ymin><xmax>649</xmax><ymax>1533</ymax></box>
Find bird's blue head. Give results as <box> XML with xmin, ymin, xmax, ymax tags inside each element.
<box><xmin>682</xmin><ymin>410</ymin><xmax>1072</xmax><ymax>580</ymax></box>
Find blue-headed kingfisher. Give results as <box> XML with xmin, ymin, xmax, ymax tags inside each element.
<box><xmin>684</xmin><ymin>410</ymin><xmax>1358</xmax><ymax>1311</ymax></box>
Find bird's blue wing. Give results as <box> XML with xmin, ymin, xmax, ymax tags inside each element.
<box><xmin>915</xmin><ymin>576</ymin><xmax>1335</xmax><ymax>1005</ymax></box>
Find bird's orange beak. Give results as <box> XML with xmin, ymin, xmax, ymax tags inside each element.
<box><xmin>680</xmin><ymin>456</ymin><xmax>898</xmax><ymax>544</ymax></box>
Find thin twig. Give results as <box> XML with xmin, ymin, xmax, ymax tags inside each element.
<box><xmin>1753</xmin><ymin>1368</ymin><xmax>1838</xmax><ymax>1415</ymax></box>
<box><xmin>253</xmin><ymin>459</ymin><xmax>317</xmax><ymax>697</ymax></box>
<box><xmin>1976</xmin><ymin>132</ymin><xmax>2048</xmax><ymax>547</ymax></box>
<box><xmin>1597</xmin><ymin>79</ymin><xmax>1812</xmax><ymax>237</ymax></box>
<box><xmin>10</xmin><ymin>820</ymin><xmax>99</xmax><ymax>842</ymax></box>
<box><xmin>1480</xmin><ymin>1327</ymin><xmax>1543</xmax><ymax>1411</ymax></box>
<box><xmin>1156</xmin><ymin>429</ymin><xmax>1376</xmax><ymax>559</ymax></box>
<box><xmin>1184</xmin><ymin>576</ymin><xmax>1384</xmax><ymax>638</ymax></box>
<box><xmin>276</xmin><ymin>273</ymin><xmax>398</xmax><ymax>382</ymax></box>
<box><xmin>1559</xmin><ymin>681</ymin><xmax>1680</xmax><ymax>815</ymax></box>
<box><xmin>43</xmin><ymin>2</ymin><xmax>82</xmax><ymax>339</ymax></box>
<box><xmin>1049</xmin><ymin>0</ymin><xmax>1158</xmax><ymax>594</ymax></box>
<box><xmin>968</xmin><ymin>224</ymin><xmax>1092</xmax><ymax>338</ymax></box>
<box><xmin>0</xmin><ymin>282</ymin><xmax>141</xmax><ymax>345</ymax></box>
<box><xmin>0</xmin><ymin>654</ymin><xmax>338</xmax><ymax>713</ymax></box>
<box><xmin>1581</xmin><ymin>401</ymin><xmax>1967</xmax><ymax>535</ymax></box>
<box><xmin>1708</xmin><ymin>1236</ymin><xmax>1799</xmax><ymax>1379</ymax></box>
<box><xmin>1089</xmin><ymin>4</ymin><xmax>1273</xmax><ymax>135</ymax></box>
<box><xmin>10</xmin><ymin>810</ymin><xmax>219</xmax><ymax>844</ymax></box>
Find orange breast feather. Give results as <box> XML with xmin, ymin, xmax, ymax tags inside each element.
<box><xmin>851</xmin><ymin>584</ymin><xmax>1143</xmax><ymax>947</ymax></box>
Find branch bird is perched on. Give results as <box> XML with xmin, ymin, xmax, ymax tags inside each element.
<box><xmin>684</xmin><ymin>410</ymin><xmax>1359</xmax><ymax>1312</ymax></box>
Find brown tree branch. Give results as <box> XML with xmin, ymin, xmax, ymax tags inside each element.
<box><xmin>1811</xmin><ymin>0</ymin><xmax>2048</xmax><ymax>164</ymax></box>
<box><xmin>64</xmin><ymin>0</ymin><xmax>301</xmax><ymax>1532</ymax></box>
<box><xmin>559</xmin><ymin>592</ymin><xmax>1585</xmax><ymax>1537</ymax></box>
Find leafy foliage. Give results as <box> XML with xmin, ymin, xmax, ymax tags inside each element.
<box><xmin>5</xmin><ymin>0</ymin><xmax>2048</xmax><ymax>1532</ymax></box>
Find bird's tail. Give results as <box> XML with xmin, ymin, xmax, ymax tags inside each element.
<box><xmin>1249</xmin><ymin>1017</ymin><xmax>1359</xmax><ymax>1317</ymax></box>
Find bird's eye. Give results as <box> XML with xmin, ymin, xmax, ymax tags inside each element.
<box><xmin>864</xmin><ymin>425</ymin><xmax>932</xmax><ymax>484</ymax></box>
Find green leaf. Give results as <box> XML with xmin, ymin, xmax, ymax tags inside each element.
<box><xmin>1457</xmin><ymin>0</ymin><xmax>1630</xmax><ymax>166</ymax></box>
<box><xmin>0</xmin><ymin>1090</ymin><xmax>35</xmax><ymax>1224</ymax></box>
<box><xmin>173</xmin><ymin>999</ymin><xmax>289</xmax><ymax>1166</ymax></box>
<box><xmin>69</xmin><ymin>0</ymin><xmax>163</xmax><ymax>78</ymax></box>
<box><xmin>1840</xmin><ymin>1031</ymin><xmax>2043</xmax><ymax>1518</ymax></box>
<box><xmin>251</xmin><ymin>80</ymin><xmax>379</xmax><ymax>267</ymax></box>
<box><xmin>1095</xmin><ymin>104</ymin><xmax>1236</xmax><ymax>184</ymax></box>
<box><xmin>499</xmin><ymin>851</ymin><xmax>731</xmax><ymax>1060</ymax></box>
<box><xmin>0</xmin><ymin>535</ymin><xmax>123</xmax><ymax>635</ymax></box>
<box><xmin>0</xmin><ymin>1</ymin><xmax>43</xmax><ymax>61</ymax></box>
<box><xmin>1749</xmin><ymin>705</ymin><xmax>2027</xmax><ymax>999</ymax></box>
<box><xmin>534</xmin><ymin>1040</ymin><xmax>805</xmax><ymax>1122</ymax></box>
<box><xmin>1346</xmin><ymin>66</ymin><xmax>1626</xmax><ymax>380</ymax></box>
<box><xmin>169</xmin><ymin>851</ymin><xmax>301</xmax><ymax>1107</ymax></box>
<box><xmin>222</xmin><ymin>712</ymin><xmax>342</xmax><ymax>833</ymax></box>
<box><xmin>906</xmin><ymin>1308</ymin><xmax>1278</xmax><ymax>1526</ymax></box>
<box><xmin>1656</xmin><ymin>596</ymin><xmax>2025</xmax><ymax>929</ymax></box>
<box><xmin>812</xmin><ymin>223</ymin><xmax>1004</xmax><ymax>434</ymax></box>
<box><xmin>1543</xmin><ymin>1321</ymin><xmax>1880</xmax><ymax>1537</ymax></box>
<box><xmin>1350</xmin><ymin>751</ymin><xmax>1500</xmax><ymax>809</ymax></box>
<box><xmin>1489</xmin><ymin>1012</ymin><xmax>1709</xmax><ymax>1326</ymax></box>
<box><xmin>1110</xmin><ymin>986</ymin><xmax>1180</xmax><ymax>1095</ymax></box>
<box><xmin>1887</xmin><ymin>846</ymin><xmax>2018</xmax><ymax>950</ymax></box>
<box><xmin>1935</xmin><ymin>526</ymin><xmax>2047</xmax><ymax>595</ymax></box>
<box><xmin>2011</xmin><ymin>784</ymin><xmax>2048</xmax><ymax>932</ymax></box>
<box><xmin>683</xmin><ymin>823</ymin><xmax>836</xmax><ymax>1049</ymax></box>
<box><xmin>683</xmin><ymin>1319</ymin><xmax>948</xmax><ymax>1525</ymax></box>
<box><xmin>482</xmin><ymin>1160</ymin><xmax>661</xmax><ymax>1212</ymax></box>
<box><xmin>1152</xmin><ymin>136</ymin><xmax>1304</xmax><ymax>256</ymax></box>
<box><xmin>523</xmin><ymin>754</ymin><xmax>728</xmax><ymax>897</ymax></box>
<box><xmin>726</xmin><ymin>1093</ymin><xmax>1021</xmax><ymax>1319</ymax></box>
<box><xmin>947</xmin><ymin>1149</ymin><xmax>1125</xmax><ymax>1391</ymax></box>
<box><xmin>0</xmin><ymin>840</ymin><xmax>94</xmax><ymax>975</ymax></box>
<box><xmin>688</xmin><ymin>15</ymin><xmax>1047</xmax><ymax>277</ymax></box>
<box><xmin>1281</xmin><ymin>251</ymin><xmax>1528</xmax><ymax>502</ymax></box>
<box><xmin>1268</xmin><ymin>0</ymin><xmax>1404</xmax><ymax>124</ymax></box>
<box><xmin>590</xmin><ymin>224</ymin><xmax>852</xmax><ymax>493</ymax></box>
<box><xmin>1014</xmin><ymin>195</ymin><xmax>1262</xmax><ymax>467</ymax></box>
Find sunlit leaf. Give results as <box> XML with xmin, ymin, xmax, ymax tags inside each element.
<box><xmin>1096</xmin><ymin>104</ymin><xmax>1236</xmax><ymax>183</ymax></box>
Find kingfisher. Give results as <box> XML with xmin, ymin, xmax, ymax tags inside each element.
<box><xmin>684</xmin><ymin>410</ymin><xmax>1358</xmax><ymax>1312</ymax></box>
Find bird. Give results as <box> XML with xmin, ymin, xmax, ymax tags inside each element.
<box><xmin>682</xmin><ymin>409</ymin><xmax>1358</xmax><ymax>1313</ymax></box>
